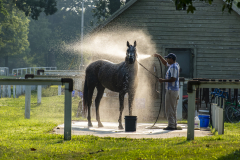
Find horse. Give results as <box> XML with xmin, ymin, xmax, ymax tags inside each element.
<box><xmin>83</xmin><ymin>41</ymin><xmax>138</xmax><ymax>129</ymax></box>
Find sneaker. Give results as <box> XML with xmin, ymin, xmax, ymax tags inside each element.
<box><xmin>163</xmin><ymin>126</ymin><xmax>177</xmax><ymax>130</ymax></box>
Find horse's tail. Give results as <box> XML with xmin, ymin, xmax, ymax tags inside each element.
<box><xmin>83</xmin><ymin>77</ymin><xmax>88</xmax><ymax>114</ymax></box>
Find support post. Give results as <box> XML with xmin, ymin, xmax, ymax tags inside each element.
<box><xmin>13</xmin><ymin>85</ymin><xmax>15</xmax><ymax>98</ymax></box>
<box><xmin>25</xmin><ymin>85</ymin><xmax>31</xmax><ymax>119</ymax></box>
<box><xmin>2</xmin><ymin>85</ymin><xmax>6</xmax><ymax>97</ymax></box>
<box><xmin>58</xmin><ymin>85</ymin><xmax>61</xmax><ymax>96</ymax></box>
<box><xmin>8</xmin><ymin>85</ymin><xmax>11</xmax><ymax>98</ymax></box>
<box><xmin>187</xmin><ymin>85</ymin><xmax>196</xmax><ymax>140</ymax></box>
<box><xmin>64</xmin><ymin>83</ymin><xmax>72</xmax><ymax>140</ymax></box>
<box><xmin>37</xmin><ymin>85</ymin><xmax>42</xmax><ymax>104</ymax></box>
<box><xmin>177</xmin><ymin>81</ymin><xmax>183</xmax><ymax>120</ymax></box>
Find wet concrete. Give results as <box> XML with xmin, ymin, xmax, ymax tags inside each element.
<box><xmin>53</xmin><ymin>121</ymin><xmax>212</xmax><ymax>139</ymax></box>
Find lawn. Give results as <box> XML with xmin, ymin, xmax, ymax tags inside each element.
<box><xmin>0</xmin><ymin>89</ymin><xmax>240</xmax><ymax>160</ymax></box>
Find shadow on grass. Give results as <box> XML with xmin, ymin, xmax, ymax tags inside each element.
<box><xmin>218</xmin><ymin>149</ymin><xmax>240</xmax><ymax>160</ymax></box>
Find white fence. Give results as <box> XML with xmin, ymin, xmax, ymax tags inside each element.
<box><xmin>12</xmin><ymin>67</ymin><xmax>57</xmax><ymax>76</ymax></box>
<box><xmin>0</xmin><ymin>67</ymin><xmax>9</xmax><ymax>76</ymax></box>
<box><xmin>187</xmin><ymin>79</ymin><xmax>240</xmax><ymax>140</ymax></box>
<box><xmin>0</xmin><ymin>78</ymin><xmax>73</xmax><ymax>140</ymax></box>
<box><xmin>0</xmin><ymin>85</ymin><xmax>37</xmax><ymax>98</ymax></box>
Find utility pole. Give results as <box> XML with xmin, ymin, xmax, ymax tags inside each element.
<box><xmin>80</xmin><ymin>0</ymin><xmax>84</xmax><ymax>70</ymax></box>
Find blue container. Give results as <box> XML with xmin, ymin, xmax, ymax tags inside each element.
<box><xmin>198</xmin><ymin>115</ymin><xmax>210</xmax><ymax>127</ymax></box>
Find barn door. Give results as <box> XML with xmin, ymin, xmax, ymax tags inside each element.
<box><xmin>166</xmin><ymin>48</ymin><xmax>194</xmax><ymax>95</ymax></box>
<box><xmin>166</xmin><ymin>48</ymin><xmax>194</xmax><ymax>79</ymax></box>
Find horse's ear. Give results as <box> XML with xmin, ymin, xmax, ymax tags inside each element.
<box><xmin>134</xmin><ymin>41</ymin><xmax>137</xmax><ymax>47</ymax></box>
<box><xmin>127</xmin><ymin>41</ymin><xmax>130</xmax><ymax>47</ymax></box>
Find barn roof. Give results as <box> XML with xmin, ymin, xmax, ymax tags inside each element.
<box><xmin>91</xmin><ymin>0</ymin><xmax>240</xmax><ymax>33</ymax></box>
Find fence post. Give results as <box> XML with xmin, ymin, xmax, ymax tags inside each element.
<box><xmin>187</xmin><ymin>85</ymin><xmax>196</xmax><ymax>140</ymax></box>
<box><xmin>58</xmin><ymin>85</ymin><xmax>61</xmax><ymax>95</ymax></box>
<box><xmin>25</xmin><ymin>85</ymin><xmax>31</xmax><ymax>119</ymax></box>
<box><xmin>2</xmin><ymin>85</ymin><xmax>6</xmax><ymax>97</ymax></box>
<box><xmin>13</xmin><ymin>85</ymin><xmax>16</xmax><ymax>98</ymax></box>
<box><xmin>8</xmin><ymin>85</ymin><xmax>11</xmax><ymax>98</ymax></box>
<box><xmin>64</xmin><ymin>83</ymin><xmax>72</xmax><ymax>140</ymax></box>
<box><xmin>177</xmin><ymin>81</ymin><xmax>183</xmax><ymax>120</ymax></box>
<box><xmin>37</xmin><ymin>85</ymin><xmax>42</xmax><ymax>104</ymax></box>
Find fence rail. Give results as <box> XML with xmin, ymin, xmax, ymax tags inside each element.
<box><xmin>187</xmin><ymin>79</ymin><xmax>240</xmax><ymax>140</ymax></box>
<box><xmin>0</xmin><ymin>78</ymin><xmax>73</xmax><ymax>140</ymax></box>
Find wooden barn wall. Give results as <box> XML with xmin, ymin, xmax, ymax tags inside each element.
<box><xmin>102</xmin><ymin>0</ymin><xmax>240</xmax><ymax>79</ymax></box>
<box><xmin>93</xmin><ymin>0</ymin><xmax>240</xmax><ymax>120</ymax></box>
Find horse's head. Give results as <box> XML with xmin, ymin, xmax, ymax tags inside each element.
<box><xmin>126</xmin><ymin>41</ymin><xmax>137</xmax><ymax>64</ymax></box>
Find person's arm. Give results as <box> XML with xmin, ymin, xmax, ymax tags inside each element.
<box><xmin>153</xmin><ymin>54</ymin><xmax>167</xmax><ymax>66</ymax></box>
<box><xmin>159</xmin><ymin>77</ymin><xmax>176</xmax><ymax>83</ymax></box>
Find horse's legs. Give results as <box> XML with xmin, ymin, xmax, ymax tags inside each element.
<box><xmin>118</xmin><ymin>92</ymin><xmax>125</xmax><ymax>129</ymax></box>
<box><xmin>95</xmin><ymin>85</ymin><xmax>105</xmax><ymax>127</ymax></box>
<box><xmin>128</xmin><ymin>91</ymin><xmax>135</xmax><ymax>116</ymax></box>
<box><xmin>87</xmin><ymin>86</ymin><xmax>95</xmax><ymax>127</ymax></box>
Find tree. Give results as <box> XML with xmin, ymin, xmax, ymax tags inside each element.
<box><xmin>0</xmin><ymin>4</ymin><xmax>30</xmax><ymax>67</ymax></box>
<box><xmin>109</xmin><ymin>0</ymin><xmax>121</xmax><ymax>14</ymax></box>
<box><xmin>93</xmin><ymin>0</ymin><xmax>124</xmax><ymax>24</ymax></box>
<box><xmin>177</xmin><ymin>0</ymin><xmax>240</xmax><ymax>13</ymax></box>
<box><xmin>13</xmin><ymin>0</ymin><xmax>58</xmax><ymax>20</ymax></box>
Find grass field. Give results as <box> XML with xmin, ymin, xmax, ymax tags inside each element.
<box><xmin>0</xmin><ymin>90</ymin><xmax>240</xmax><ymax>160</ymax></box>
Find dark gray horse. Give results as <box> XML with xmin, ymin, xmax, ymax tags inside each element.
<box><xmin>83</xmin><ymin>41</ymin><xmax>138</xmax><ymax>129</ymax></box>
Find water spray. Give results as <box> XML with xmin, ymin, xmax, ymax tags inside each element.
<box><xmin>137</xmin><ymin>55</ymin><xmax>164</xmax><ymax>129</ymax></box>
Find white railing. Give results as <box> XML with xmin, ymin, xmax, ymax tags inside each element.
<box><xmin>12</xmin><ymin>67</ymin><xmax>57</xmax><ymax>76</ymax></box>
<box><xmin>0</xmin><ymin>67</ymin><xmax>9</xmax><ymax>76</ymax></box>
<box><xmin>187</xmin><ymin>79</ymin><xmax>240</xmax><ymax>140</ymax></box>
<box><xmin>0</xmin><ymin>78</ymin><xmax>73</xmax><ymax>140</ymax></box>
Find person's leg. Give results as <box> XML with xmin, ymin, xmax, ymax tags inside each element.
<box><xmin>165</xmin><ymin>90</ymin><xmax>171</xmax><ymax>127</ymax></box>
<box><xmin>167</xmin><ymin>90</ymin><xmax>179</xmax><ymax>128</ymax></box>
<box><xmin>173</xmin><ymin>91</ymin><xmax>179</xmax><ymax>127</ymax></box>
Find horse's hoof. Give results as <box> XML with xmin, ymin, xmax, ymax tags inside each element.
<box><xmin>88</xmin><ymin>123</ymin><xmax>93</xmax><ymax>127</ymax></box>
<box><xmin>98</xmin><ymin>123</ymin><xmax>104</xmax><ymax>128</ymax></box>
<box><xmin>118</xmin><ymin>125</ymin><xmax>124</xmax><ymax>130</ymax></box>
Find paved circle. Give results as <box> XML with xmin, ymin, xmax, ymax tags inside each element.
<box><xmin>53</xmin><ymin>121</ymin><xmax>212</xmax><ymax>139</ymax></box>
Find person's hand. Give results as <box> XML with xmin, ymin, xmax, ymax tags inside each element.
<box><xmin>159</xmin><ymin>78</ymin><xmax>164</xmax><ymax>83</ymax></box>
<box><xmin>152</xmin><ymin>54</ymin><xmax>158</xmax><ymax>57</ymax></box>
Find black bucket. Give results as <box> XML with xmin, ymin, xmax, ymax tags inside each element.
<box><xmin>124</xmin><ymin>116</ymin><xmax>137</xmax><ymax>132</ymax></box>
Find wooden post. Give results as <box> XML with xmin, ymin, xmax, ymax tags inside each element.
<box><xmin>64</xmin><ymin>83</ymin><xmax>72</xmax><ymax>140</ymax></box>
<box><xmin>13</xmin><ymin>85</ymin><xmax>15</xmax><ymax>98</ymax></box>
<box><xmin>177</xmin><ymin>81</ymin><xmax>183</xmax><ymax>120</ymax></box>
<box><xmin>222</xmin><ymin>98</ymin><xmax>225</xmax><ymax>134</ymax></box>
<box><xmin>8</xmin><ymin>85</ymin><xmax>11</xmax><ymax>98</ymax></box>
<box><xmin>187</xmin><ymin>85</ymin><xmax>195</xmax><ymax>140</ymax></box>
<box><xmin>37</xmin><ymin>85</ymin><xmax>42</xmax><ymax>104</ymax></box>
<box><xmin>25</xmin><ymin>85</ymin><xmax>31</xmax><ymax>119</ymax></box>
<box><xmin>58</xmin><ymin>85</ymin><xmax>61</xmax><ymax>96</ymax></box>
<box><xmin>2</xmin><ymin>85</ymin><xmax>6</xmax><ymax>97</ymax></box>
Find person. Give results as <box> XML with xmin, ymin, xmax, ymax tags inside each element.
<box><xmin>153</xmin><ymin>53</ymin><xmax>180</xmax><ymax>130</ymax></box>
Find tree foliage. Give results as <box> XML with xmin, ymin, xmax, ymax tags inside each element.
<box><xmin>93</xmin><ymin>0</ymin><xmax>124</xmax><ymax>24</ymax></box>
<box><xmin>176</xmin><ymin>0</ymin><xmax>240</xmax><ymax>13</ymax></box>
<box><xmin>0</xmin><ymin>2</ymin><xmax>30</xmax><ymax>67</ymax></box>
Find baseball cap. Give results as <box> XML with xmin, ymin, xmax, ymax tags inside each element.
<box><xmin>165</xmin><ymin>53</ymin><xmax>176</xmax><ymax>60</ymax></box>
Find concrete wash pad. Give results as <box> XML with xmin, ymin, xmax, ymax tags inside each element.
<box><xmin>53</xmin><ymin>121</ymin><xmax>212</xmax><ymax>139</ymax></box>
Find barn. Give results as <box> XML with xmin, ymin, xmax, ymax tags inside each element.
<box><xmin>87</xmin><ymin>0</ymin><xmax>240</xmax><ymax>121</ymax></box>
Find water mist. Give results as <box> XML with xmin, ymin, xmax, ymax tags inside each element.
<box><xmin>68</xmin><ymin>28</ymin><xmax>161</xmax><ymax>122</ymax></box>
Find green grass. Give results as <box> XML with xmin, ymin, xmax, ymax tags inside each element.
<box><xmin>1</xmin><ymin>92</ymin><xmax>240</xmax><ymax>160</ymax></box>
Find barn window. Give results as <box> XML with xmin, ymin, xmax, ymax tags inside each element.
<box><xmin>176</xmin><ymin>0</ymin><xmax>186</xmax><ymax>10</ymax></box>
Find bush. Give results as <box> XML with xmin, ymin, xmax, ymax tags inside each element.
<box><xmin>42</xmin><ymin>86</ymin><xmax>58</xmax><ymax>97</ymax></box>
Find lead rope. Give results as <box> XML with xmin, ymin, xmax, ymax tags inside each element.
<box><xmin>136</xmin><ymin>57</ymin><xmax>163</xmax><ymax>128</ymax></box>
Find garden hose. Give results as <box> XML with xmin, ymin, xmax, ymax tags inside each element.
<box><xmin>137</xmin><ymin>56</ymin><xmax>163</xmax><ymax>128</ymax></box>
